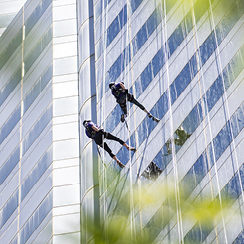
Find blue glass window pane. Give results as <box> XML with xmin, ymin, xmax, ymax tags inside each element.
<box><xmin>221</xmin><ymin>171</ymin><xmax>242</xmax><ymax>200</ymax></box>
<box><xmin>130</xmin><ymin>0</ymin><xmax>143</xmax><ymax>13</ymax></box>
<box><xmin>22</xmin><ymin>105</ymin><xmax>52</xmax><ymax>156</ymax></box>
<box><xmin>194</xmin><ymin>151</ymin><xmax>209</xmax><ymax>183</ymax></box>
<box><xmin>223</xmin><ymin>45</ymin><xmax>244</xmax><ymax>91</ymax></box>
<box><xmin>171</xmin><ymin>63</ymin><xmax>191</xmax><ymax>104</ymax></box>
<box><xmin>180</xmin><ymin>151</ymin><xmax>209</xmax><ymax>197</ymax></box>
<box><xmin>21</xmin><ymin>146</ymin><xmax>53</xmax><ymax>201</ymax></box>
<box><xmin>94</xmin><ymin>0</ymin><xmax>102</xmax><ymax>20</ymax></box>
<box><xmin>20</xmin><ymin>191</ymin><xmax>53</xmax><ymax>244</ymax></box>
<box><xmin>0</xmin><ymin>190</ymin><xmax>19</xmax><ymax>229</ymax></box>
<box><xmin>184</xmin><ymin>12</ymin><xmax>193</xmax><ymax>34</ymax></box>
<box><xmin>236</xmin><ymin>106</ymin><xmax>244</xmax><ymax>132</ymax></box>
<box><xmin>23</xmin><ymin>64</ymin><xmax>52</xmax><ymax>113</ymax></box>
<box><xmin>137</xmin><ymin>117</ymin><xmax>155</xmax><ymax>145</ymax></box>
<box><xmin>200</xmin><ymin>32</ymin><xmax>217</xmax><ymax>66</ymax></box>
<box><xmin>105</xmin><ymin>45</ymin><xmax>131</xmax><ymax>90</ymax></box>
<box><xmin>137</xmin><ymin>63</ymin><xmax>153</xmax><ymax>94</ymax></box>
<box><xmin>170</xmin><ymin>82</ymin><xmax>177</xmax><ymax>105</ymax></box>
<box><xmin>152</xmin><ymin>48</ymin><xmax>164</xmax><ymax>77</ymax></box>
<box><xmin>153</xmin><ymin>145</ymin><xmax>172</xmax><ymax>171</ymax></box>
<box><xmin>189</xmin><ymin>53</ymin><xmax>198</xmax><ymax>77</ymax></box>
<box><xmin>0</xmin><ymin>67</ymin><xmax>22</xmax><ymax>107</ymax></box>
<box><xmin>116</xmin><ymin>144</ymin><xmax>135</xmax><ymax>167</ymax></box>
<box><xmin>223</xmin><ymin>62</ymin><xmax>235</xmax><ymax>91</ymax></box>
<box><xmin>134</xmin><ymin>25</ymin><xmax>147</xmax><ymax>54</ymax></box>
<box><xmin>0</xmin><ymin>28</ymin><xmax>23</xmax><ymax>70</ymax></box>
<box><xmin>233</xmin><ymin>229</ymin><xmax>244</xmax><ymax>244</ymax></box>
<box><xmin>231</xmin><ymin>49</ymin><xmax>244</xmax><ymax>83</ymax></box>
<box><xmin>230</xmin><ymin>112</ymin><xmax>240</xmax><ymax>139</ymax></box>
<box><xmin>168</xmin><ymin>24</ymin><xmax>184</xmax><ymax>55</ymax></box>
<box><xmin>213</xmin><ymin>121</ymin><xmax>232</xmax><ymax>161</ymax></box>
<box><xmin>128</xmin><ymin>132</ymin><xmax>136</xmax><ymax>149</ymax></box>
<box><xmin>150</xmin><ymin>91</ymin><xmax>168</xmax><ymax>120</ymax></box>
<box><xmin>184</xmin><ymin>222</ymin><xmax>211</xmax><ymax>243</ymax></box>
<box><xmin>24</xmin><ymin>26</ymin><xmax>52</xmax><ymax>74</ymax></box>
<box><xmin>180</xmin><ymin>166</ymin><xmax>195</xmax><ymax>198</ymax></box>
<box><xmin>0</xmin><ymin>146</ymin><xmax>20</xmax><ymax>185</ymax></box>
<box><xmin>206</xmin><ymin>143</ymin><xmax>214</xmax><ymax>168</ymax></box>
<box><xmin>0</xmin><ymin>105</ymin><xmax>21</xmax><ymax>145</ymax></box>
<box><xmin>25</xmin><ymin>0</ymin><xmax>52</xmax><ymax>37</ymax></box>
<box><xmin>170</xmin><ymin>54</ymin><xmax>197</xmax><ymax>105</ymax></box>
<box><xmin>194</xmin><ymin>0</ymin><xmax>211</xmax><ymax>23</ymax></box>
<box><xmin>181</xmin><ymin>102</ymin><xmax>202</xmax><ymax>134</ymax></box>
<box><xmin>216</xmin><ymin>2</ymin><xmax>243</xmax><ymax>45</ymax></box>
<box><xmin>105</xmin><ymin>104</ymin><xmax>121</xmax><ymax>132</ymax></box>
<box><xmin>106</xmin><ymin>5</ymin><xmax>127</xmax><ymax>47</ymax></box>
<box><xmin>147</xmin><ymin>6</ymin><xmax>161</xmax><ymax>37</ymax></box>
<box><xmin>205</xmin><ymin>76</ymin><xmax>224</xmax><ymax>112</ymax></box>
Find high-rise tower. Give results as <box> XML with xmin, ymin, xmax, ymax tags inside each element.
<box><xmin>1</xmin><ymin>0</ymin><xmax>244</xmax><ymax>243</ymax></box>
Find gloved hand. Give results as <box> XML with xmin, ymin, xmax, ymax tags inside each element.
<box><xmin>124</xmin><ymin>89</ymin><xmax>128</xmax><ymax>94</ymax></box>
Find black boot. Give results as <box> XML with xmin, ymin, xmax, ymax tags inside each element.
<box><xmin>121</xmin><ymin>114</ymin><xmax>125</xmax><ymax>122</ymax></box>
<box><xmin>152</xmin><ymin>117</ymin><xmax>160</xmax><ymax>122</ymax></box>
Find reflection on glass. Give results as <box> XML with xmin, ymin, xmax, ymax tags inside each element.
<box><xmin>0</xmin><ymin>105</ymin><xmax>21</xmax><ymax>145</ymax></box>
<box><xmin>20</xmin><ymin>191</ymin><xmax>53</xmax><ymax>244</ymax></box>
<box><xmin>0</xmin><ymin>66</ymin><xmax>22</xmax><ymax>107</ymax></box>
<box><xmin>0</xmin><ymin>189</ymin><xmax>19</xmax><ymax>229</ymax></box>
<box><xmin>24</xmin><ymin>25</ymin><xmax>52</xmax><ymax>74</ymax></box>
<box><xmin>23</xmin><ymin>64</ymin><xmax>53</xmax><ymax>113</ymax></box>
<box><xmin>0</xmin><ymin>146</ymin><xmax>20</xmax><ymax>185</ymax></box>
<box><xmin>25</xmin><ymin>0</ymin><xmax>52</xmax><ymax>37</ymax></box>
<box><xmin>21</xmin><ymin>146</ymin><xmax>53</xmax><ymax>201</ymax></box>
<box><xmin>22</xmin><ymin>105</ymin><xmax>52</xmax><ymax>156</ymax></box>
<box><xmin>0</xmin><ymin>28</ymin><xmax>23</xmax><ymax>70</ymax></box>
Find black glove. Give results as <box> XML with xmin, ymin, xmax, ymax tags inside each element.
<box><xmin>124</xmin><ymin>89</ymin><xmax>128</xmax><ymax>94</ymax></box>
<box><xmin>98</xmin><ymin>129</ymin><xmax>105</xmax><ymax>135</ymax></box>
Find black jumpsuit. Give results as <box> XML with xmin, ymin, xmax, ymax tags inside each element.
<box><xmin>85</xmin><ymin>121</ymin><xmax>124</xmax><ymax>158</ymax></box>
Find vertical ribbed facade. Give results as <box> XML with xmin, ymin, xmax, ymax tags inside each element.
<box><xmin>52</xmin><ymin>0</ymin><xmax>80</xmax><ymax>243</ymax></box>
<box><xmin>77</xmin><ymin>0</ymin><xmax>99</xmax><ymax>243</ymax></box>
<box><xmin>0</xmin><ymin>0</ymin><xmax>80</xmax><ymax>243</ymax></box>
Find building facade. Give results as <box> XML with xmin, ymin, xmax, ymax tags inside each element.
<box><xmin>0</xmin><ymin>0</ymin><xmax>27</xmax><ymax>37</ymax></box>
<box><xmin>94</xmin><ymin>0</ymin><xmax>244</xmax><ymax>243</ymax></box>
<box><xmin>0</xmin><ymin>0</ymin><xmax>80</xmax><ymax>243</ymax></box>
<box><xmin>0</xmin><ymin>0</ymin><xmax>244</xmax><ymax>244</ymax></box>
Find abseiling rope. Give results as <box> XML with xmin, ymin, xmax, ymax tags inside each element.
<box><xmin>208</xmin><ymin>0</ymin><xmax>244</xmax><ymax>205</ymax></box>
<box><xmin>191</xmin><ymin>0</ymin><xmax>229</xmax><ymax>243</ymax></box>
<box><xmin>189</xmin><ymin>0</ymin><xmax>220</xmax><ymax>242</ymax></box>
<box><xmin>161</xmin><ymin>0</ymin><xmax>184</xmax><ymax>242</ymax></box>
<box><xmin>126</xmin><ymin>0</ymin><xmax>138</xmax><ymax>237</ymax></box>
<box><xmin>101</xmin><ymin>0</ymin><xmax>109</xmax><ymax>234</ymax></box>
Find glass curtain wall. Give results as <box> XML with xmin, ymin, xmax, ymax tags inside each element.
<box><xmin>94</xmin><ymin>0</ymin><xmax>244</xmax><ymax>243</ymax></box>
<box><xmin>0</xmin><ymin>0</ymin><xmax>53</xmax><ymax>243</ymax></box>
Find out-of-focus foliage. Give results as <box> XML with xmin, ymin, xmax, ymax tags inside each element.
<box><xmin>79</xmin><ymin>166</ymin><xmax>237</xmax><ymax>244</ymax></box>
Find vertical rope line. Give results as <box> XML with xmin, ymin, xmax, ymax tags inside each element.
<box><xmin>208</xmin><ymin>0</ymin><xmax>244</xmax><ymax>205</ymax></box>
<box><xmin>126</xmin><ymin>0</ymin><xmax>137</xmax><ymax>238</ymax></box>
<box><xmin>161</xmin><ymin>0</ymin><xmax>184</xmax><ymax>242</ymax></box>
<box><xmin>101</xmin><ymin>0</ymin><xmax>109</xmax><ymax>231</ymax></box>
<box><xmin>18</xmin><ymin>6</ymin><xmax>25</xmax><ymax>244</ymax></box>
<box><xmin>127</xmin><ymin>2</ymin><xmax>139</xmax><ymax>173</ymax></box>
<box><xmin>189</xmin><ymin>1</ymin><xmax>219</xmax><ymax>242</ymax></box>
<box><xmin>191</xmin><ymin>1</ymin><xmax>231</xmax><ymax>242</ymax></box>
<box><xmin>209</xmin><ymin>0</ymin><xmax>244</xmax><ymax>241</ymax></box>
